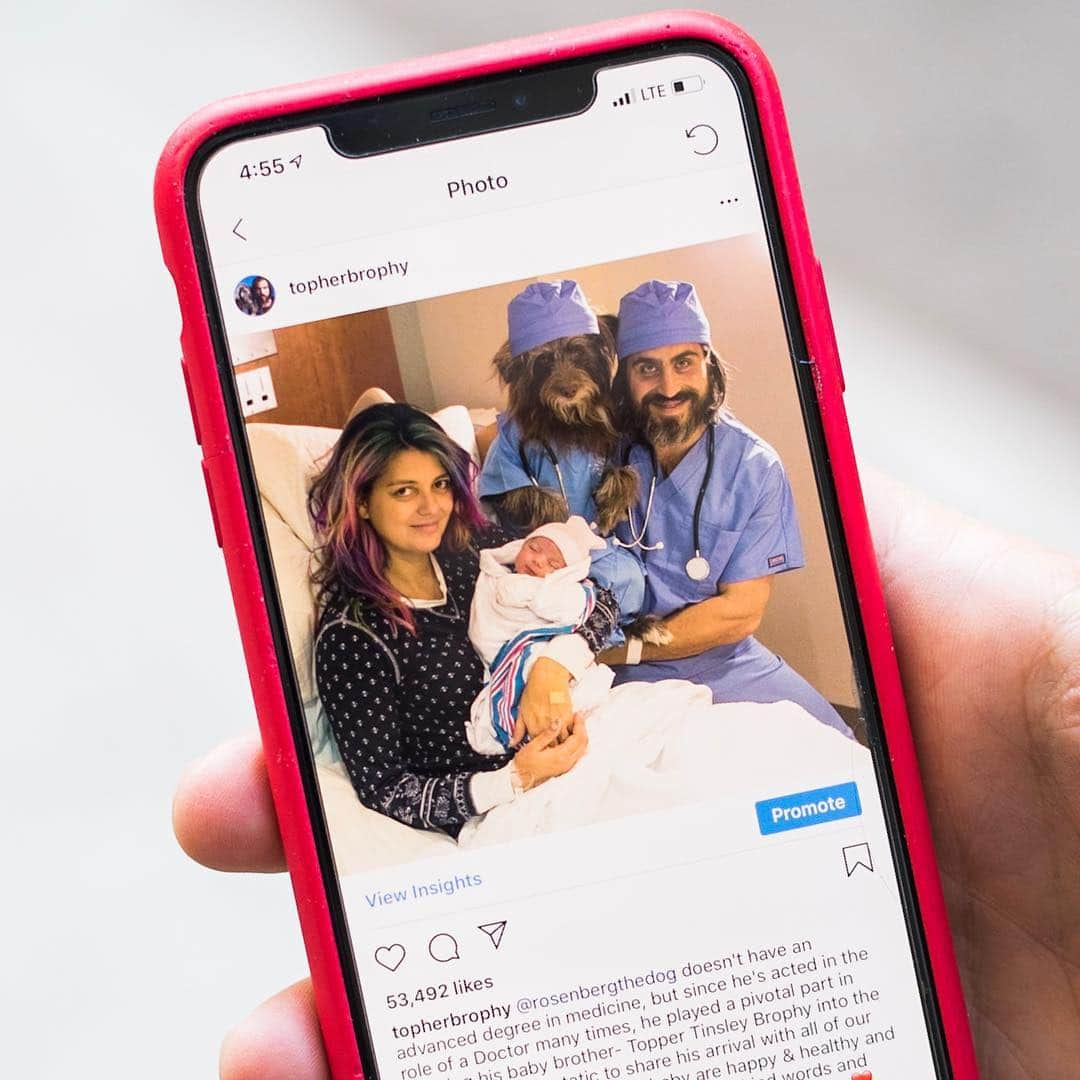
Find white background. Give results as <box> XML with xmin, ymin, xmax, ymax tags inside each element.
<box><xmin>2</xmin><ymin>3</ymin><xmax>1077</xmax><ymax>1076</ymax></box>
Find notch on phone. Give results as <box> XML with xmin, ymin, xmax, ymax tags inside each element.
<box><xmin>323</xmin><ymin>63</ymin><xmax>598</xmax><ymax>158</ymax></box>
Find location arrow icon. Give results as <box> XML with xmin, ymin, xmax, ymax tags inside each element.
<box><xmin>478</xmin><ymin>920</ymin><xmax>507</xmax><ymax>950</ymax></box>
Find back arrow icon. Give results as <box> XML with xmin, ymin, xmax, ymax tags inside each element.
<box><xmin>232</xmin><ymin>218</ymin><xmax>247</xmax><ymax>241</ymax></box>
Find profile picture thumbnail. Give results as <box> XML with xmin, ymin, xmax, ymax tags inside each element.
<box><xmin>235</xmin><ymin>274</ymin><xmax>275</xmax><ymax>316</ymax></box>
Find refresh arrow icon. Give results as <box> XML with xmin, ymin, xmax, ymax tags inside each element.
<box><xmin>685</xmin><ymin>123</ymin><xmax>719</xmax><ymax>156</ymax></box>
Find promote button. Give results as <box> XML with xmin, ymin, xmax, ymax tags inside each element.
<box><xmin>755</xmin><ymin>782</ymin><xmax>862</xmax><ymax>835</ymax></box>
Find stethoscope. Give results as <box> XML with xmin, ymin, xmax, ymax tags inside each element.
<box><xmin>612</xmin><ymin>423</ymin><xmax>716</xmax><ymax>582</ymax></box>
<box><xmin>517</xmin><ymin>426</ymin><xmax>717</xmax><ymax>581</ymax></box>
<box><xmin>517</xmin><ymin>439</ymin><xmax>570</xmax><ymax>506</ymax></box>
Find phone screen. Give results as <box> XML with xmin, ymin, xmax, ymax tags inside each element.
<box><xmin>191</xmin><ymin>44</ymin><xmax>948</xmax><ymax>1079</ymax></box>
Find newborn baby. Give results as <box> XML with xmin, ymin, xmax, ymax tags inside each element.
<box><xmin>467</xmin><ymin>517</ymin><xmax>616</xmax><ymax>755</ymax></box>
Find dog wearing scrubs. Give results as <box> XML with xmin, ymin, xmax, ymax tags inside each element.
<box><xmin>479</xmin><ymin>280</ymin><xmax>638</xmax><ymax>536</ymax></box>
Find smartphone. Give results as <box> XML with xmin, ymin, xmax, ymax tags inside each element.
<box><xmin>156</xmin><ymin>12</ymin><xmax>977</xmax><ymax>1079</ymax></box>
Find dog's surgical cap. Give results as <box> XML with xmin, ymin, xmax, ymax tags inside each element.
<box><xmin>508</xmin><ymin>280</ymin><xmax>599</xmax><ymax>356</ymax></box>
<box><xmin>616</xmin><ymin>279</ymin><xmax>711</xmax><ymax>359</ymax></box>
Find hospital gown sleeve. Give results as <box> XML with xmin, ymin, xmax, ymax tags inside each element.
<box><xmin>587</xmin><ymin>544</ymin><xmax>646</xmax><ymax>619</ymax></box>
<box><xmin>719</xmin><ymin>461</ymin><xmax>807</xmax><ymax>584</ymax></box>
<box><xmin>470</xmin><ymin>764</ymin><xmax>518</xmax><ymax>813</ymax></box>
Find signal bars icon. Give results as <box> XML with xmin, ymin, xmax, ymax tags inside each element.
<box><xmin>611</xmin><ymin>89</ymin><xmax>638</xmax><ymax>108</ymax></box>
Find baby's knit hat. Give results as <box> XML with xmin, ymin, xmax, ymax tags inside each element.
<box><xmin>529</xmin><ymin>516</ymin><xmax>606</xmax><ymax>566</ymax></box>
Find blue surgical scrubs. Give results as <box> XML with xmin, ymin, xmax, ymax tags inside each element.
<box><xmin>612</xmin><ymin>416</ymin><xmax>851</xmax><ymax>736</ymax></box>
<box><xmin>588</xmin><ymin>541</ymin><xmax>647</xmax><ymax>635</ymax></box>
<box><xmin>478</xmin><ymin>414</ymin><xmax>606</xmax><ymax>526</ymax></box>
<box><xmin>478</xmin><ymin>413</ymin><xmax>648</xmax><ymax>622</ymax></box>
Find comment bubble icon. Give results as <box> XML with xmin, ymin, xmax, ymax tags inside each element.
<box><xmin>428</xmin><ymin>933</ymin><xmax>460</xmax><ymax>963</ymax></box>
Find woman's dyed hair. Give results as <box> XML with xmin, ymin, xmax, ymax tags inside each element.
<box><xmin>308</xmin><ymin>402</ymin><xmax>487</xmax><ymax>633</ymax></box>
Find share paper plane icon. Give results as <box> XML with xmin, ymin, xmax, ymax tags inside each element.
<box><xmin>478</xmin><ymin>920</ymin><xmax>507</xmax><ymax>950</ymax></box>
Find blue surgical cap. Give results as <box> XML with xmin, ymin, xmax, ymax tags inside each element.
<box><xmin>508</xmin><ymin>280</ymin><xmax>600</xmax><ymax>356</ymax></box>
<box><xmin>616</xmin><ymin>280</ymin><xmax>711</xmax><ymax>359</ymax></box>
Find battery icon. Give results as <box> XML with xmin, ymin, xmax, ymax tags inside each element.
<box><xmin>671</xmin><ymin>75</ymin><xmax>704</xmax><ymax>95</ymax></box>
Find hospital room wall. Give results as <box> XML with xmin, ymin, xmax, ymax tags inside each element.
<box><xmin>414</xmin><ymin>237</ymin><xmax>859</xmax><ymax>709</ymax></box>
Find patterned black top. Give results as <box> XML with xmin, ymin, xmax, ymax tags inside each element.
<box><xmin>314</xmin><ymin>528</ymin><xmax>619</xmax><ymax>838</ymax></box>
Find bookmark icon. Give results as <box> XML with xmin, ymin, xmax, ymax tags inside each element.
<box><xmin>843</xmin><ymin>842</ymin><xmax>874</xmax><ymax>877</ymax></box>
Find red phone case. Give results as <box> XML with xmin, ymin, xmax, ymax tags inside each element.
<box><xmin>154</xmin><ymin>11</ymin><xmax>979</xmax><ymax>1078</ymax></box>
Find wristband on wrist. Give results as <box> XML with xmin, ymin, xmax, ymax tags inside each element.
<box><xmin>510</xmin><ymin>761</ymin><xmax>527</xmax><ymax>795</ymax></box>
<box><xmin>625</xmin><ymin>636</ymin><xmax>644</xmax><ymax>665</ymax></box>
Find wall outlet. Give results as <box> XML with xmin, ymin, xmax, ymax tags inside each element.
<box><xmin>236</xmin><ymin>366</ymin><xmax>277</xmax><ymax>417</ymax></box>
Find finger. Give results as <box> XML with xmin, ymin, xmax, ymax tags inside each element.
<box><xmin>510</xmin><ymin>717</ymin><xmax>526</xmax><ymax>747</ymax></box>
<box><xmin>529</xmin><ymin>727</ymin><xmax>560</xmax><ymax>751</ymax></box>
<box><xmin>557</xmin><ymin>718</ymin><xmax>588</xmax><ymax>757</ymax></box>
<box><xmin>560</xmin><ymin>727</ymin><xmax>589</xmax><ymax>766</ymax></box>
<box><xmin>220</xmin><ymin>978</ymin><xmax>330</xmax><ymax>1080</ymax></box>
<box><xmin>548</xmin><ymin>703</ymin><xmax>571</xmax><ymax>734</ymax></box>
<box><xmin>172</xmin><ymin>734</ymin><xmax>285</xmax><ymax>873</ymax></box>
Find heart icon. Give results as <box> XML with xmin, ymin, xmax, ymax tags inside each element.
<box><xmin>374</xmin><ymin>944</ymin><xmax>406</xmax><ymax>972</ymax></box>
<box><xmin>851</xmin><ymin>1071</ymin><xmax>872</xmax><ymax>1080</ymax></box>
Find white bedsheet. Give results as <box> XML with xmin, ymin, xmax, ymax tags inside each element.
<box><xmin>318</xmin><ymin>680</ymin><xmax>866</xmax><ymax>875</ymax></box>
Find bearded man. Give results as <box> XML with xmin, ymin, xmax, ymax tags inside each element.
<box><xmin>598</xmin><ymin>279</ymin><xmax>851</xmax><ymax>735</ymax></box>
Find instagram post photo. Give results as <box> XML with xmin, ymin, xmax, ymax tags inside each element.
<box><xmin>230</xmin><ymin>235</ymin><xmax>874</xmax><ymax>876</ymax></box>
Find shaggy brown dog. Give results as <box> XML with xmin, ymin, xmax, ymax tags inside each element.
<box><xmin>488</xmin><ymin>314</ymin><xmax>638</xmax><ymax>535</ymax></box>
<box><xmin>488</xmin><ymin>315</ymin><xmax>670</xmax><ymax>646</ymax></box>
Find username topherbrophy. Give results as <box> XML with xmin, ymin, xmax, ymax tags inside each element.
<box><xmin>365</xmin><ymin>872</ymin><xmax>483</xmax><ymax>909</ymax></box>
<box><xmin>288</xmin><ymin>259</ymin><xmax>408</xmax><ymax>295</ymax></box>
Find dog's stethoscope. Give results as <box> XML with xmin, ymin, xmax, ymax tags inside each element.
<box><xmin>612</xmin><ymin>423</ymin><xmax>717</xmax><ymax>581</ymax></box>
<box><xmin>517</xmin><ymin>439</ymin><xmax>571</xmax><ymax>507</ymax></box>
<box><xmin>517</xmin><ymin>427</ymin><xmax>718</xmax><ymax>582</ymax></box>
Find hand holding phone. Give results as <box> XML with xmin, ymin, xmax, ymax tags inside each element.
<box><xmin>178</xmin><ymin>477</ymin><xmax>1080</xmax><ymax>1079</ymax></box>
